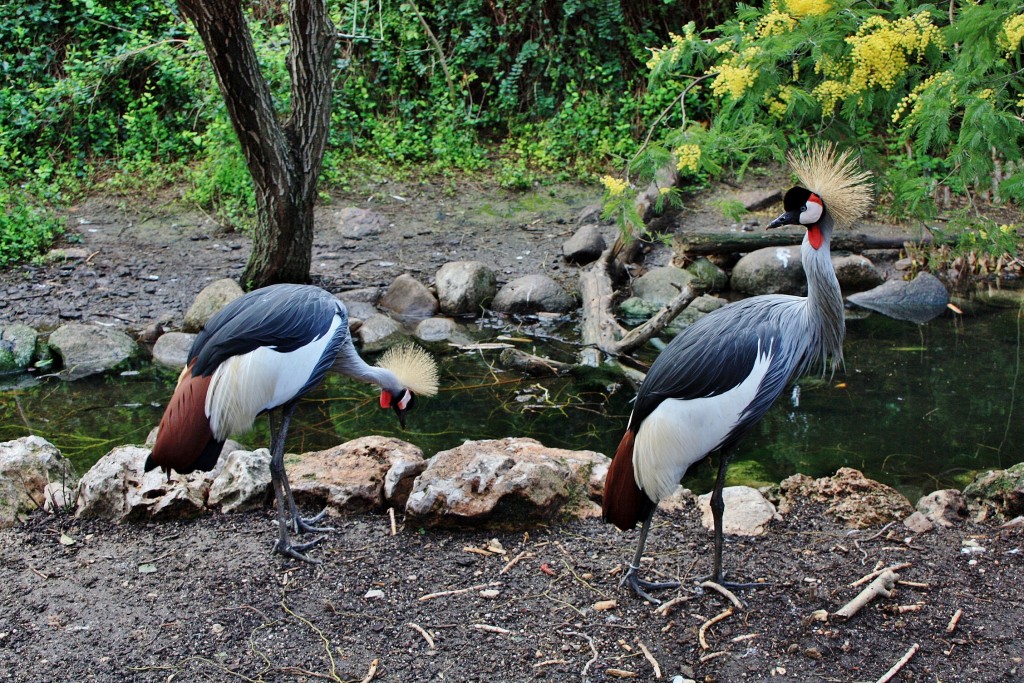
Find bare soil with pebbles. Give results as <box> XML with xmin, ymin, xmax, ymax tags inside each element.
<box><xmin>1</xmin><ymin>179</ymin><xmax>1022</xmax><ymax>682</ymax></box>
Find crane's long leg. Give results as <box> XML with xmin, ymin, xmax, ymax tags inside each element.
<box><xmin>710</xmin><ymin>448</ymin><xmax>729</xmax><ymax>584</ymax></box>
<box><xmin>620</xmin><ymin>511</ymin><xmax>680</xmax><ymax>604</ymax></box>
<box><xmin>269</xmin><ymin>406</ymin><xmax>334</xmax><ymax>536</ymax></box>
<box><xmin>268</xmin><ymin>405</ymin><xmax>329</xmax><ymax>562</ymax></box>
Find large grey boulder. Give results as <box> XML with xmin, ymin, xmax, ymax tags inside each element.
<box><xmin>334</xmin><ymin>206</ymin><xmax>389</xmax><ymax>239</ymax></box>
<box><xmin>685</xmin><ymin>258</ymin><xmax>729</xmax><ymax>293</ymax></box>
<box><xmin>182</xmin><ymin>278</ymin><xmax>244</xmax><ymax>333</ymax></box>
<box><xmin>846</xmin><ymin>272</ymin><xmax>949</xmax><ymax>323</ymax></box>
<box><xmin>435</xmin><ymin>261</ymin><xmax>497</xmax><ymax>316</ymax></box>
<box><xmin>731</xmin><ymin>245</ymin><xmax>805</xmax><ymax>295</ymax></box>
<box><xmin>405</xmin><ymin>437</ymin><xmax>608</xmax><ymax>527</ymax></box>
<box><xmin>832</xmin><ymin>253</ymin><xmax>883</xmax><ymax>291</ymax></box>
<box><xmin>698</xmin><ymin>486</ymin><xmax>780</xmax><ymax>536</ymax></box>
<box><xmin>562</xmin><ymin>224</ymin><xmax>606</xmax><ymax>265</ymax></box>
<box><xmin>286</xmin><ymin>436</ymin><xmax>426</xmax><ymax>513</ymax></box>
<box><xmin>379</xmin><ymin>274</ymin><xmax>439</xmax><ymax>322</ymax></box>
<box><xmin>357</xmin><ymin>314</ymin><xmax>406</xmax><ymax>352</ymax></box>
<box><xmin>414</xmin><ymin>316</ymin><xmax>470</xmax><ymax>344</ymax></box>
<box><xmin>0</xmin><ymin>436</ymin><xmax>78</xmax><ymax>526</ymax></box>
<box><xmin>492</xmin><ymin>275</ymin><xmax>574</xmax><ymax>315</ymax></box>
<box><xmin>0</xmin><ymin>324</ymin><xmax>38</xmax><ymax>373</ymax></box>
<box><xmin>151</xmin><ymin>331</ymin><xmax>195</xmax><ymax>369</ymax></box>
<box><xmin>48</xmin><ymin>324</ymin><xmax>136</xmax><ymax>380</ymax></box>
<box><xmin>666</xmin><ymin>294</ymin><xmax>727</xmax><ymax>333</ymax></box>
<box><xmin>632</xmin><ymin>266</ymin><xmax>694</xmax><ymax>306</ymax></box>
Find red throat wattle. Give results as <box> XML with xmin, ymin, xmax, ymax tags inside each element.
<box><xmin>380</xmin><ymin>390</ymin><xmax>393</xmax><ymax>409</ymax></box>
<box><xmin>807</xmin><ymin>225</ymin><xmax>823</xmax><ymax>250</ymax></box>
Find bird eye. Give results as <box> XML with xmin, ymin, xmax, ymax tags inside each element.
<box><xmin>801</xmin><ymin>205</ymin><xmax>807</xmax><ymax>211</ymax></box>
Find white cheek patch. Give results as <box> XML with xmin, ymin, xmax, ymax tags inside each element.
<box><xmin>398</xmin><ymin>391</ymin><xmax>412</xmax><ymax>410</ymax></box>
<box><xmin>800</xmin><ymin>195</ymin><xmax>823</xmax><ymax>224</ymax></box>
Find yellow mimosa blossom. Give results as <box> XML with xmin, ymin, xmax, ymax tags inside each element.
<box><xmin>710</xmin><ymin>63</ymin><xmax>757</xmax><ymax>99</ymax></box>
<box><xmin>846</xmin><ymin>13</ymin><xmax>942</xmax><ymax>93</ymax></box>
<box><xmin>812</xmin><ymin>80</ymin><xmax>849</xmax><ymax>116</ymax></box>
<box><xmin>600</xmin><ymin>176</ymin><xmax>629</xmax><ymax>196</ymax></box>
<box><xmin>675</xmin><ymin>144</ymin><xmax>702</xmax><ymax>173</ymax></box>
<box><xmin>891</xmin><ymin>71</ymin><xmax>954</xmax><ymax>123</ymax></box>
<box><xmin>1000</xmin><ymin>14</ymin><xmax>1024</xmax><ymax>55</ymax></box>
<box><xmin>757</xmin><ymin>10</ymin><xmax>796</xmax><ymax>38</ymax></box>
<box><xmin>786</xmin><ymin>0</ymin><xmax>831</xmax><ymax>17</ymax></box>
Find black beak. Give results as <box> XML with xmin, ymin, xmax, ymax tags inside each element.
<box><xmin>767</xmin><ymin>209</ymin><xmax>799</xmax><ymax>230</ymax></box>
<box><xmin>394</xmin><ymin>405</ymin><xmax>407</xmax><ymax>429</ymax></box>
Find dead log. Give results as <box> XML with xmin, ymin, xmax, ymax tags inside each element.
<box><xmin>677</xmin><ymin>228</ymin><xmax>940</xmax><ymax>257</ymax></box>
<box><xmin>498</xmin><ymin>348</ymin><xmax>572</xmax><ymax>376</ymax></box>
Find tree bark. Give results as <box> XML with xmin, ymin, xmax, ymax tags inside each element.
<box><xmin>178</xmin><ymin>0</ymin><xmax>336</xmax><ymax>289</ymax></box>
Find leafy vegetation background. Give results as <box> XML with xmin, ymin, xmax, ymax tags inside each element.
<box><xmin>1</xmin><ymin>0</ymin><xmax>1021</xmax><ymax>268</ymax></box>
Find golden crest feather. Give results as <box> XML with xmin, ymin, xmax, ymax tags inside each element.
<box><xmin>788</xmin><ymin>143</ymin><xmax>873</xmax><ymax>229</ymax></box>
<box><xmin>376</xmin><ymin>344</ymin><xmax>439</xmax><ymax>397</ymax></box>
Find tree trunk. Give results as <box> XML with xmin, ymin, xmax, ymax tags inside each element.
<box><xmin>178</xmin><ymin>0</ymin><xmax>336</xmax><ymax>289</ymax></box>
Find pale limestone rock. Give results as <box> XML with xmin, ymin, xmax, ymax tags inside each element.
<box><xmin>697</xmin><ymin>486</ymin><xmax>780</xmax><ymax>536</ymax></box>
<box><xmin>492</xmin><ymin>275</ymin><xmax>574</xmax><ymax>315</ymax></box>
<box><xmin>778</xmin><ymin>468</ymin><xmax>913</xmax><ymax>528</ymax></box>
<box><xmin>632</xmin><ymin>266</ymin><xmax>694</xmax><ymax>306</ymax></box>
<box><xmin>286</xmin><ymin>436</ymin><xmax>425</xmax><ymax>514</ymax></box>
<box><xmin>76</xmin><ymin>445</ymin><xmax>209</xmax><ymax>521</ymax></box>
<box><xmin>562</xmin><ymin>224</ymin><xmax>606</xmax><ymax>265</ymax></box>
<box><xmin>730</xmin><ymin>245</ymin><xmax>805</xmax><ymax>296</ymax></box>
<box><xmin>0</xmin><ymin>436</ymin><xmax>78</xmax><ymax>527</ymax></box>
<box><xmin>963</xmin><ymin>463</ymin><xmax>1024</xmax><ymax>521</ymax></box>
<box><xmin>208</xmin><ymin>449</ymin><xmax>272</xmax><ymax>513</ymax></box>
<box><xmin>151</xmin><ymin>331</ymin><xmax>195</xmax><ymax>369</ymax></box>
<box><xmin>915</xmin><ymin>489</ymin><xmax>968</xmax><ymax>527</ymax></box>
<box><xmin>903</xmin><ymin>511</ymin><xmax>934</xmax><ymax>533</ymax></box>
<box><xmin>405</xmin><ymin>437</ymin><xmax>601</xmax><ymax>527</ymax></box>
<box><xmin>658</xmin><ymin>486</ymin><xmax>695</xmax><ymax>514</ymax></box>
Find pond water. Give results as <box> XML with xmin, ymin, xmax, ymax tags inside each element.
<box><xmin>1</xmin><ymin>295</ymin><xmax>1021</xmax><ymax>501</ymax></box>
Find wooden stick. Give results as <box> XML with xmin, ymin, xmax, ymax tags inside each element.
<box><xmin>418</xmin><ymin>582</ymin><xmax>500</xmax><ymax>601</ymax></box>
<box><xmin>850</xmin><ymin>563</ymin><xmax>911</xmax><ymax>588</ymax></box>
<box><xmin>700</xmin><ymin>580</ymin><xmax>745</xmax><ymax>611</ymax></box>
<box><xmin>896</xmin><ymin>604</ymin><xmax>923</xmax><ymax>614</ymax></box>
<box><xmin>653</xmin><ymin>594</ymin><xmax>691</xmax><ymax>617</ymax></box>
<box><xmin>473</xmin><ymin>624</ymin><xmax>511</xmax><ymax>635</ymax></box>
<box><xmin>606</xmin><ymin>669</ymin><xmax>638</xmax><ymax>678</ymax></box>
<box><xmin>835</xmin><ymin>570</ymin><xmax>897</xmax><ymax>619</ymax></box>
<box><xmin>387</xmin><ymin>507</ymin><xmax>397</xmax><ymax>536</ymax></box>
<box><xmin>698</xmin><ymin>608</ymin><xmax>734</xmax><ymax>650</ymax></box>
<box><xmin>359</xmin><ymin>658</ymin><xmax>379</xmax><ymax>683</ymax></box>
<box><xmin>499</xmin><ymin>550</ymin><xmax>533</xmax><ymax>574</ymax></box>
<box><xmin>876</xmin><ymin>643</ymin><xmax>920</xmax><ymax>683</ymax></box>
<box><xmin>407</xmin><ymin>622</ymin><xmax>434</xmax><ymax>649</ymax></box>
<box><xmin>946</xmin><ymin>608</ymin><xmax>963</xmax><ymax>633</ymax></box>
<box><xmin>637</xmin><ymin>641</ymin><xmax>662</xmax><ymax>679</ymax></box>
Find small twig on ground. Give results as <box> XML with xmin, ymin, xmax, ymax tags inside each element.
<box><xmin>418</xmin><ymin>582</ymin><xmax>501</xmax><ymax>601</ymax></box>
<box><xmin>700</xmin><ymin>581</ymin><xmax>745</xmax><ymax>611</ymax></box>
<box><xmin>473</xmin><ymin>624</ymin><xmax>511</xmax><ymax>635</ymax></box>
<box><xmin>500</xmin><ymin>550</ymin><xmax>534</xmax><ymax>574</ymax></box>
<box><xmin>565</xmin><ymin>631</ymin><xmax>599</xmax><ymax>683</ymax></box>
<box><xmin>875</xmin><ymin>643</ymin><xmax>920</xmax><ymax>683</ymax></box>
<box><xmin>731</xmin><ymin>633</ymin><xmax>760</xmax><ymax>643</ymax></box>
<box><xmin>407</xmin><ymin>622</ymin><xmax>435</xmax><ymax>649</ymax></box>
<box><xmin>653</xmin><ymin>594</ymin><xmax>691</xmax><ymax>617</ymax></box>
<box><xmin>636</xmin><ymin>640</ymin><xmax>662</xmax><ymax>679</ymax></box>
<box><xmin>359</xmin><ymin>658</ymin><xmax>379</xmax><ymax>683</ymax></box>
<box><xmin>387</xmin><ymin>507</ymin><xmax>397</xmax><ymax>536</ymax></box>
<box><xmin>946</xmin><ymin>608</ymin><xmax>963</xmax><ymax>633</ymax></box>
<box><xmin>897</xmin><ymin>604</ymin><xmax>923</xmax><ymax>613</ymax></box>
<box><xmin>533</xmin><ymin>659</ymin><xmax>569</xmax><ymax>668</ymax></box>
<box><xmin>605</xmin><ymin>669</ymin><xmax>638</xmax><ymax>678</ymax></box>
<box><xmin>698</xmin><ymin>650</ymin><xmax>731</xmax><ymax>664</ymax></box>
<box><xmin>849</xmin><ymin>563</ymin><xmax>912</xmax><ymax>588</ymax></box>
<box><xmin>835</xmin><ymin>570</ymin><xmax>898</xmax><ymax>620</ymax></box>
<box><xmin>698</xmin><ymin>607</ymin><xmax>734</xmax><ymax>650</ymax></box>
<box><xmin>26</xmin><ymin>564</ymin><xmax>49</xmax><ymax>580</ymax></box>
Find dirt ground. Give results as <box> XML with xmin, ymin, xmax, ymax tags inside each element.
<box><xmin>1</xmin><ymin>179</ymin><xmax>1022</xmax><ymax>682</ymax></box>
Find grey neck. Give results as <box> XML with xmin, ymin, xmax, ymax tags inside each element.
<box><xmin>330</xmin><ymin>340</ymin><xmax>404</xmax><ymax>394</ymax></box>
<box><xmin>801</xmin><ymin>214</ymin><xmax>845</xmax><ymax>372</ymax></box>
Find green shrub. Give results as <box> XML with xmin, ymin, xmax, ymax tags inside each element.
<box><xmin>0</xmin><ymin>189</ymin><xmax>63</xmax><ymax>267</ymax></box>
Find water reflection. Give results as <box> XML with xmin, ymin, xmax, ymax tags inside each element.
<box><xmin>1</xmin><ymin>299</ymin><xmax>1020</xmax><ymax>501</ymax></box>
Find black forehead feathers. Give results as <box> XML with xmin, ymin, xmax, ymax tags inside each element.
<box><xmin>782</xmin><ymin>186</ymin><xmax>813</xmax><ymax>211</ymax></box>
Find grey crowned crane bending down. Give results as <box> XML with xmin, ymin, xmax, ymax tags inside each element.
<box><xmin>146</xmin><ymin>284</ymin><xmax>439</xmax><ymax>562</ymax></box>
<box><xmin>603</xmin><ymin>144</ymin><xmax>873</xmax><ymax>602</ymax></box>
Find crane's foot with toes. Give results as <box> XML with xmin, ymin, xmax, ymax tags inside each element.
<box><xmin>290</xmin><ymin>508</ymin><xmax>335</xmax><ymax>535</ymax></box>
<box><xmin>621</xmin><ymin>564</ymin><xmax>680</xmax><ymax>604</ymax></box>
<box><xmin>274</xmin><ymin>536</ymin><xmax>326</xmax><ymax>563</ymax></box>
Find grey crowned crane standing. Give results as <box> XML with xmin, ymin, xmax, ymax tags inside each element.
<box><xmin>146</xmin><ymin>284</ymin><xmax>439</xmax><ymax>562</ymax></box>
<box><xmin>603</xmin><ymin>144</ymin><xmax>873</xmax><ymax>602</ymax></box>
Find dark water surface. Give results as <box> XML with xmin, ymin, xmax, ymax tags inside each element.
<box><xmin>2</xmin><ymin>298</ymin><xmax>1020</xmax><ymax>500</ymax></box>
